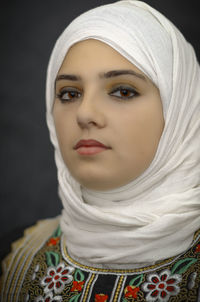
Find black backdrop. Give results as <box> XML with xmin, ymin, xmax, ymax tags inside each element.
<box><xmin>1</xmin><ymin>0</ymin><xmax>199</xmax><ymax>236</ymax></box>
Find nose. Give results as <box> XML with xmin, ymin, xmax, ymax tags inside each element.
<box><xmin>76</xmin><ymin>91</ymin><xmax>106</xmax><ymax>129</ymax></box>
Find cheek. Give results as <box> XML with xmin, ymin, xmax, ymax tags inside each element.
<box><xmin>116</xmin><ymin>104</ymin><xmax>164</xmax><ymax>162</ymax></box>
<box><xmin>53</xmin><ymin>109</ymin><xmax>76</xmax><ymax>156</ymax></box>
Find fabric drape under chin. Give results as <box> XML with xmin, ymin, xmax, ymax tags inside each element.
<box><xmin>46</xmin><ymin>0</ymin><xmax>200</xmax><ymax>268</ymax></box>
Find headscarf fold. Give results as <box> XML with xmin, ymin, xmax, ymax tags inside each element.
<box><xmin>46</xmin><ymin>0</ymin><xmax>200</xmax><ymax>268</ymax></box>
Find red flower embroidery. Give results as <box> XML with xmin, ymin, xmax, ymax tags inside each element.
<box><xmin>124</xmin><ymin>285</ymin><xmax>140</xmax><ymax>298</ymax></box>
<box><xmin>95</xmin><ymin>293</ymin><xmax>109</xmax><ymax>302</ymax></box>
<box><xmin>142</xmin><ymin>269</ymin><xmax>181</xmax><ymax>301</ymax></box>
<box><xmin>47</xmin><ymin>237</ymin><xmax>60</xmax><ymax>246</ymax></box>
<box><xmin>70</xmin><ymin>280</ymin><xmax>85</xmax><ymax>292</ymax></box>
<box><xmin>195</xmin><ymin>244</ymin><xmax>200</xmax><ymax>253</ymax></box>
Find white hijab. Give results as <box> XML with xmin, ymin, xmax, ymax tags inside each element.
<box><xmin>46</xmin><ymin>0</ymin><xmax>200</xmax><ymax>268</ymax></box>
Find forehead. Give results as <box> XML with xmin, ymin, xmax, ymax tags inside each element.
<box><xmin>58</xmin><ymin>39</ymin><xmax>146</xmax><ymax>76</ymax></box>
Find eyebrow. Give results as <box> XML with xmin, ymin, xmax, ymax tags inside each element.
<box><xmin>101</xmin><ymin>69</ymin><xmax>146</xmax><ymax>81</ymax></box>
<box><xmin>55</xmin><ymin>69</ymin><xmax>146</xmax><ymax>82</ymax></box>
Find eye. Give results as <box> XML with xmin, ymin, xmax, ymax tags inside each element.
<box><xmin>56</xmin><ymin>87</ymin><xmax>82</xmax><ymax>103</ymax></box>
<box><xmin>109</xmin><ymin>85</ymin><xmax>139</xmax><ymax>100</ymax></box>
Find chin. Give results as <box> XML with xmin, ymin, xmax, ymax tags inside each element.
<box><xmin>76</xmin><ymin>176</ymin><xmax>127</xmax><ymax>191</ymax></box>
<box><xmin>73</xmin><ymin>175</ymin><xmax>113</xmax><ymax>191</ymax></box>
<box><xmin>78</xmin><ymin>179</ymin><xmax>110</xmax><ymax>191</ymax></box>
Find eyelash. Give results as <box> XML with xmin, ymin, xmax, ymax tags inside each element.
<box><xmin>109</xmin><ymin>85</ymin><xmax>139</xmax><ymax>100</ymax></box>
<box><xmin>56</xmin><ymin>88</ymin><xmax>82</xmax><ymax>103</ymax></box>
<box><xmin>56</xmin><ymin>85</ymin><xmax>139</xmax><ymax>103</ymax></box>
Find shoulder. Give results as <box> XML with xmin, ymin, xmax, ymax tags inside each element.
<box><xmin>0</xmin><ymin>216</ymin><xmax>60</xmax><ymax>300</ymax></box>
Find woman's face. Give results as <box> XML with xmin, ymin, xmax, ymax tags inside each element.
<box><xmin>53</xmin><ymin>39</ymin><xmax>164</xmax><ymax>190</ymax></box>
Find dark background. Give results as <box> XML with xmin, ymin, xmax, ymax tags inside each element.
<box><xmin>1</xmin><ymin>1</ymin><xmax>199</xmax><ymax>238</ymax></box>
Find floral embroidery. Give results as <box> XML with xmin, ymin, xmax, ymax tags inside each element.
<box><xmin>195</xmin><ymin>244</ymin><xmax>200</xmax><ymax>253</ymax></box>
<box><xmin>35</xmin><ymin>292</ymin><xmax>62</xmax><ymax>302</ymax></box>
<box><xmin>14</xmin><ymin>222</ymin><xmax>200</xmax><ymax>302</ymax></box>
<box><xmin>95</xmin><ymin>293</ymin><xmax>109</xmax><ymax>302</ymax></box>
<box><xmin>170</xmin><ymin>257</ymin><xmax>197</xmax><ymax>274</ymax></box>
<box><xmin>123</xmin><ymin>274</ymin><xmax>143</xmax><ymax>301</ymax></box>
<box><xmin>70</xmin><ymin>280</ymin><xmax>85</xmax><ymax>292</ymax></box>
<box><xmin>45</xmin><ymin>251</ymin><xmax>60</xmax><ymax>267</ymax></box>
<box><xmin>67</xmin><ymin>269</ymin><xmax>85</xmax><ymax>301</ymax></box>
<box><xmin>142</xmin><ymin>269</ymin><xmax>181</xmax><ymax>301</ymax></box>
<box><xmin>46</xmin><ymin>225</ymin><xmax>61</xmax><ymax>247</ymax></box>
<box><xmin>124</xmin><ymin>285</ymin><xmax>140</xmax><ymax>298</ymax></box>
<box><xmin>41</xmin><ymin>262</ymin><xmax>74</xmax><ymax>294</ymax></box>
<box><xmin>47</xmin><ymin>237</ymin><xmax>60</xmax><ymax>247</ymax></box>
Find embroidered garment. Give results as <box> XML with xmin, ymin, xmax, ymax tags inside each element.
<box><xmin>1</xmin><ymin>218</ymin><xmax>200</xmax><ymax>302</ymax></box>
<box><xmin>46</xmin><ymin>0</ymin><xmax>200</xmax><ymax>267</ymax></box>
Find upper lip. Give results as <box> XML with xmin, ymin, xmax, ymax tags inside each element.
<box><xmin>74</xmin><ymin>139</ymin><xmax>110</xmax><ymax>149</ymax></box>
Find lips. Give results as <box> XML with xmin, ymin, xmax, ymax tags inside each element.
<box><xmin>74</xmin><ymin>139</ymin><xmax>110</xmax><ymax>155</ymax></box>
<box><xmin>74</xmin><ymin>139</ymin><xmax>109</xmax><ymax>149</ymax></box>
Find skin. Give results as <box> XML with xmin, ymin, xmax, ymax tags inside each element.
<box><xmin>53</xmin><ymin>39</ymin><xmax>164</xmax><ymax>190</ymax></box>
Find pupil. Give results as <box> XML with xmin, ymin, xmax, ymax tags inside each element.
<box><xmin>69</xmin><ymin>92</ymin><xmax>76</xmax><ymax>98</ymax></box>
<box><xmin>121</xmin><ymin>89</ymin><xmax>129</xmax><ymax>96</ymax></box>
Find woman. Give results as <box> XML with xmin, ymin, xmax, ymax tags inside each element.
<box><xmin>1</xmin><ymin>0</ymin><xmax>200</xmax><ymax>301</ymax></box>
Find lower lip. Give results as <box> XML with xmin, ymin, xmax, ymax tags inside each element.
<box><xmin>76</xmin><ymin>146</ymin><xmax>108</xmax><ymax>155</ymax></box>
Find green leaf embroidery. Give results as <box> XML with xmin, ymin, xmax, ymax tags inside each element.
<box><xmin>52</xmin><ymin>225</ymin><xmax>62</xmax><ymax>238</ymax></box>
<box><xmin>45</xmin><ymin>251</ymin><xmax>60</xmax><ymax>267</ymax></box>
<box><xmin>74</xmin><ymin>269</ymin><xmax>85</xmax><ymax>282</ymax></box>
<box><xmin>122</xmin><ymin>299</ymin><xmax>128</xmax><ymax>302</ymax></box>
<box><xmin>171</xmin><ymin>258</ymin><xmax>197</xmax><ymax>274</ymax></box>
<box><xmin>129</xmin><ymin>274</ymin><xmax>144</xmax><ymax>287</ymax></box>
<box><xmin>69</xmin><ymin>293</ymin><xmax>82</xmax><ymax>302</ymax></box>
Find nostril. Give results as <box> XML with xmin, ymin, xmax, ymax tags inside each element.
<box><xmin>77</xmin><ymin>111</ymin><xmax>99</xmax><ymax>128</ymax></box>
<box><xmin>76</xmin><ymin>101</ymin><xmax>105</xmax><ymax>129</ymax></box>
